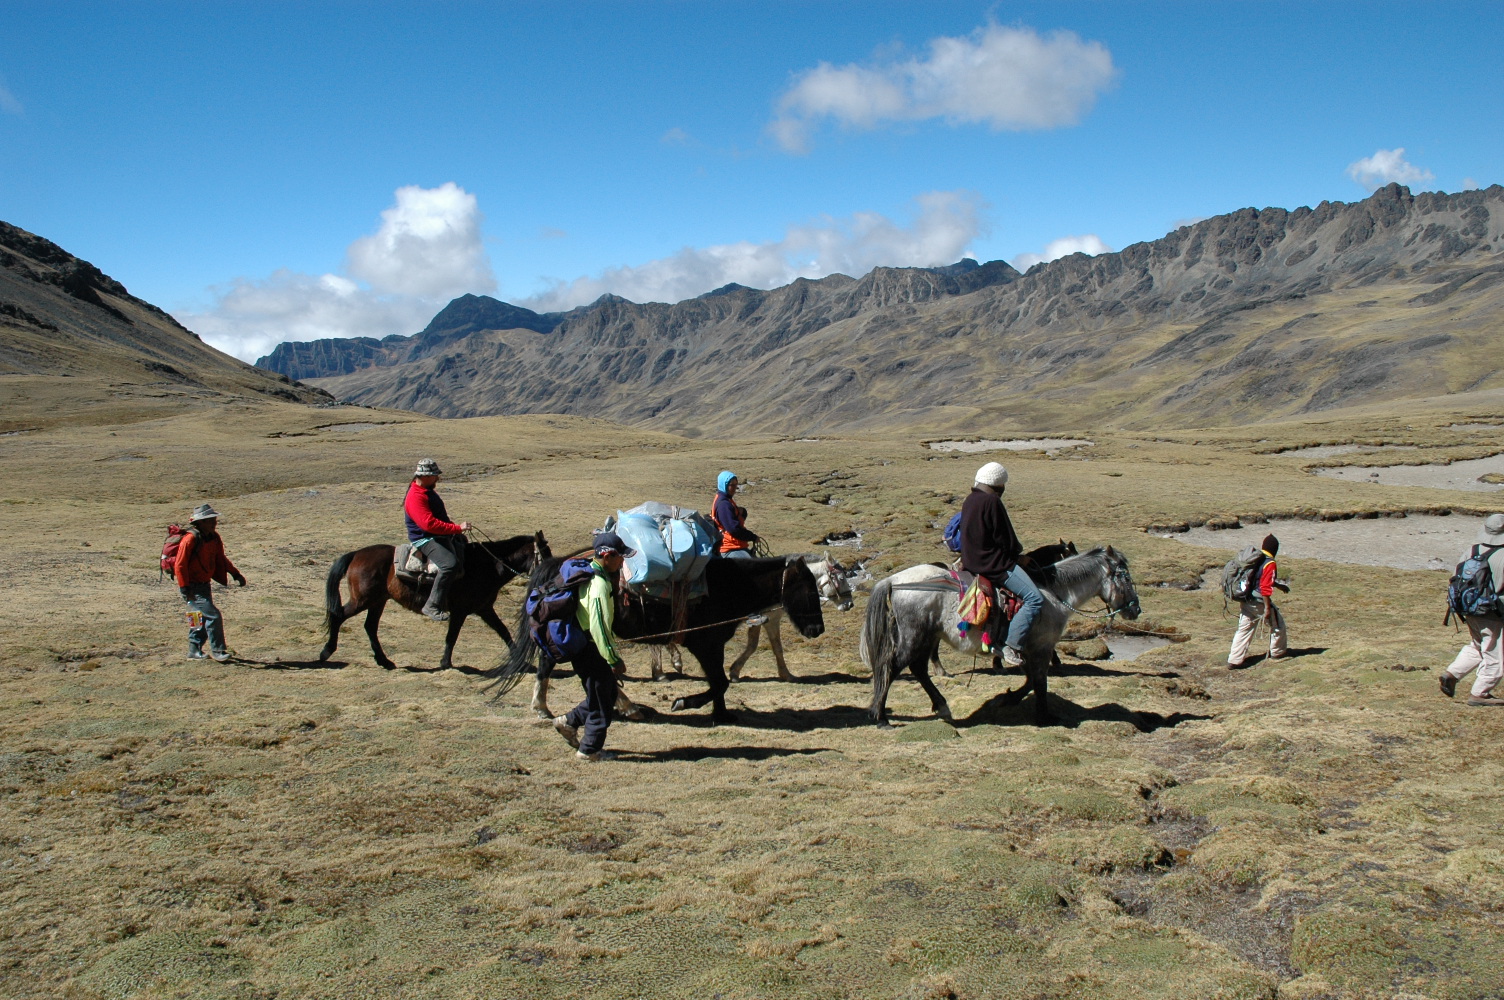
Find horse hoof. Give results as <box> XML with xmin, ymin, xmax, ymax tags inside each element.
<box><xmin>533</xmin><ymin>709</ymin><xmax>552</xmax><ymax>722</ymax></box>
<box><xmin>936</xmin><ymin>707</ymin><xmax>953</xmax><ymax>722</ymax></box>
<box><xmin>378</xmin><ymin>660</ymin><xmax>396</xmax><ymax>671</ymax></box>
<box><xmin>619</xmin><ymin>705</ymin><xmax>647</xmax><ymax>722</ymax></box>
<box><xmin>712</xmin><ymin>710</ymin><xmax>738</xmax><ymax>726</ymax></box>
<box><xmin>671</xmin><ymin>697</ymin><xmax>688</xmax><ymax>712</ymax></box>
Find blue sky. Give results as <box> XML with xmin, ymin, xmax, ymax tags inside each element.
<box><xmin>1</xmin><ymin>2</ymin><xmax>1499</xmax><ymax>360</ymax></box>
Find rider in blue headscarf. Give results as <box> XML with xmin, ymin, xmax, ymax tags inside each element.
<box><xmin>711</xmin><ymin>469</ymin><xmax>758</xmax><ymax>558</ymax></box>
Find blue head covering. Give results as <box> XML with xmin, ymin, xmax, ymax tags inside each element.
<box><xmin>717</xmin><ymin>470</ymin><xmax>737</xmax><ymax>493</ymax></box>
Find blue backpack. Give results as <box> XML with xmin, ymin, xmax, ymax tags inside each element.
<box><xmin>1446</xmin><ymin>544</ymin><xmax>1501</xmax><ymax>624</ymax></box>
<box><xmin>525</xmin><ymin>557</ymin><xmax>596</xmax><ymax>663</ymax></box>
<box><xmin>943</xmin><ymin>511</ymin><xmax>964</xmax><ymax>553</ymax></box>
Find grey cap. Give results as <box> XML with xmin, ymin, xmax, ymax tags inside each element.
<box><xmin>593</xmin><ymin>530</ymin><xmax>637</xmax><ymax>557</ymax></box>
<box><xmin>414</xmin><ymin>458</ymin><xmax>443</xmax><ymax>477</ymax></box>
<box><xmin>1481</xmin><ymin>513</ymin><xmax>1504</xmax><ymax>544</ymax></box>
<box><xmin>190</xmin><ymin>503</ymin><xmax>219</xmax><ymax>522</ymax></box>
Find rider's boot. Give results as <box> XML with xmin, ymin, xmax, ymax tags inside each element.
<box><xmin>421</xmin><ymin>575</ymin><xmax>451</xmax><ymax>622</ymax></box>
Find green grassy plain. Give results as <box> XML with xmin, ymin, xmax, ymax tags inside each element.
<box><xmin>2</xmin><ymin>390</ymin><xmax>1502</xmax><ymax>999</ymax></box>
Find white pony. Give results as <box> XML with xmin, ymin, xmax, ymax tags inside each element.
<box><xmin>860</xmin><ymin>546</ymin><xmax>1141</xmax><ymax>726</ymax></box>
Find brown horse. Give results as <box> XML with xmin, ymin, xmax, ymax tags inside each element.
<box><xmin>319</xmin><ymin>532</ymin><xmax>550</xmax><ymax>670</ymax></box>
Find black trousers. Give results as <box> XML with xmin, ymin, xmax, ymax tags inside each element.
<box><xmin>563</xmin><ymin>643</ymin><xmax>618</xmax><ymax>755</ymax></box>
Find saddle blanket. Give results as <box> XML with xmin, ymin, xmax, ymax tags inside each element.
<box><xmin>393</xmin><ymin>542</ymin><xmax>465</xmax><ymax>583</ymax></box>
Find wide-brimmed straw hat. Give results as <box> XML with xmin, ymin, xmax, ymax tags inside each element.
<box><xmin>190</xmin><ymin>503</ymin><xmax>219</xmax><ymax>522</ymax></box>
<box><xmin>975</xmin><ymin>462</ymin><xmax>1009</xmax><ymax>488</ymax></box>
<box><xmin>414</xmin><ymin>458</ymin><xmax>443</xmax><ymax>477</ymax></box>
<box><xmin>1481</xmin><ymin>513</ymin><xmax>1504</xmax><ymax>545</ymax></box>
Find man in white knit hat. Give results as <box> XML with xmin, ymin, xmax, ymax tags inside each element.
<box><xmin>1440</xmin><ymin>513</ymin><xmax>1504</xmax><ymax>707</ymax></box>
<box><xmin>959</xmin><ymin>462</ymin><xmax>1043</xmax><ymax>666</ymax></box>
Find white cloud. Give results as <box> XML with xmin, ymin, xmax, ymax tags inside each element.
<box><xmin>660</xmin><ymin>127</ymin><xmax>691</xmax><ymax>146</ymax></box>
<box><xmin>0</xmin><ymin>77</ymin><xmax>22</xmax><ymax>115</ymax></box>
<box><xmin>175</xmin><ymin>183</ymin><xmax>495</xmax><ymax>362</ymax></box>
<box><xmin>770</xmin><ymin>24</ymin><xmax>1116</xmax><ymax>153</ymax></box>
<box><xmin>521</xmin><ymin>190</ymin><xmax>986</xmax><ymax>312</ymax></box>
<box><xmin>1009</xmin><ymin>234</ymin><xmax>1112</xmax><ymax>272</ymax></box>
<box><xmin>345</xmin><ymin>182</ymin><xmax>494</xmax><ymax>298</ymax></box>
<box><xmin>1346</xmin><ymin>147</ymin><xmax>1434</xmax><ymax>192</ymax></box>
<box><xmin>1462</xmin><ymin>177</ymin><xmax>1479</xmax><ymax>191</ymax></box>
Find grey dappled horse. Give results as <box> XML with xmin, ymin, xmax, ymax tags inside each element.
<box><xmin>861</xmin><ymin>546</ymin><xmax>1141</xmax><ymax>727</ymax></box>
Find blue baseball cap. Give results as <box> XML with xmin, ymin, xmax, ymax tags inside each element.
<box><xmin>593</xmin><ymin>530</ymin><xmax>637</xmax><ymax>557</ymax></box>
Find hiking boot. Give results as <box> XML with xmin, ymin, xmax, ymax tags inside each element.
<box><xmin>552</xmin><ymin>715</ymin><xmax>580</xmax><ymax>748</ymax></box>
<box><xmin>1001</xmin><ymin>645</ymin><xmax>1024</xmax><ymax>667</ymax></box>
<box><xmin>1466</xmin><ymin>692</ymin><xmax>1504</xmax><ymax>707</ymax></box>
<box><xmin>1227</xmin><ymin>659</ymin><xmax>1245</xmax><ymax>670</ymax></box>
<box><xmin>1439</xmin><ymin>673</ymin><xmax>1458</xmax><ymax>698</ymax></box>
<box><xmin>187</xmin><ymin>649</ymin><xmax>207</xmax><ymax>660</ymax></box>
<box><xmin>1267</xmin><ymin>651</ymin><xmax>1289</xmax><ymax>660</ymax></box>
<box><xmin>422</xmin><ymin>607</ymin><xmax>450</xmax><ymax>622</ymax></box>
<box><xmin>745</xmin><ymin>614</ymin><xmax>768</xmax><ymax>627</ymax></box>
<box><xmin>210</xmin><ymin>650</ymin><xmax>232</xmax><ymax>662</ymax></box>
<box><xmin>576</xmin><ymin>749</ymin><xmax>617</xmax><ymax>762</ymax></box>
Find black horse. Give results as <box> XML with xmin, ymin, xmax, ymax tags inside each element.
<box><xmin>490</xmin><ymin>554</ymin><xmax>826</xmax><ymax>724</ymax></box>
<box><xmin>319</xmin><ymin>532</ymin><xmax>550</xmax><ymax>670</ymax></box>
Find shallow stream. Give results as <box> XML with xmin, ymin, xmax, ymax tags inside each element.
<box><xmin>1154</xmin><ymin>514</ymin><xmax>1489</xmax><ymax>571</ymax></box>
<box><xmin>927</xmin><ymin>438</ymin><xmax>1092</xmax><ymax>453</ymax></box>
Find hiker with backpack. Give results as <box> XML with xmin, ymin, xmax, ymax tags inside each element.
<box><xmin>404</xmin><ymin>458</ymin><xmax>470</xmax><ymax>622</ymax></box>
<box><xmin>171</xmin><ymin>503</ymin><xmax>246</xmax><ymax>662</ymax></box>
<box><xmin>1226</xmin><ymin>533</ymin><xmax>1288</xmax><ymax>668</ymax></box>
<box><xmin>1439</xmin><ymin>513</ymin><xmax>1504</xmax><ymax>707</ymax></box>
<box><xmin>959</xmin><ymin>462</ymin><xmax>1043</xmax><ymax>667</ymax></box>
<box><xmin>551</xmin><ymin>530</ymin><xmax>637</xmax><ymax>762</ymax></box>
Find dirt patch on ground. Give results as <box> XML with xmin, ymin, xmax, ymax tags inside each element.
<box><xmin>1314</xmin><ymin>453</ymin><xmax>1504</xmax><ymax>492</ymax></box>
<box><xmin>1156</xmin><ymin>513</ymin><xmax>1488</xmax><ymax>571</ymax></box>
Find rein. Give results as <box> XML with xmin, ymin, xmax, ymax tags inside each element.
<box><xmin>464</xmin><ymin>525</ymin><xmax>535</xmax><ymax>576</ymax></box>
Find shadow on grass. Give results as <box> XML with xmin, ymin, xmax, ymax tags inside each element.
<box><xmin>622</xmin><ymin>745</ymin><xmax>838</xmax><ymax>763</ymax></box>
<box><xmin>1231</xmin><ymin>647</ymin><xmax>1328</xmax><ymax>670</ymax></box>
<box><xmin>397</xmin><ymin>662</ymin><xmax>492</xmax><ymax>676</ymax></box>
<box><xmin>729</xmin><ymin>670</ymin><xmax>868</xmax><ymax>685</ymax></box>
<box><xmin>958</xmin><ymin>691</ymin><xmax>1212</xmax><ymax>732</ymax></box>
<box><xmin>625</xmin><ymin>703</ymin><xmax>874</xmax><ymax>732</ymax></box>
<box><xmin>257</xmin><ymin>658</ymin><xmax>347</xmax><ymax>670</ymax></box>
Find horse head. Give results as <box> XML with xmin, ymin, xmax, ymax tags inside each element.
<box><xmin>1099</xmin><ymin>545</ymin><xmax>1141</xmax><ymax>620</ymax></box>
<box><xmin>781</xmin><ymin>557</ymin><xmax>826</xmax><ymax>638</ymax></box>
<box><xmin>813</xmin><ymin>556</ymin><xmax>854</xmax><ymax>611</ymax></box>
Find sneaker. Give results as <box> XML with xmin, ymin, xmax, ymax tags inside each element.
<box><xmin>576</xmin><ymin>750</ymin><xmax>617</xmax><ymax>761</ymax></box>
<box><xmin>423</xmin><ymin>608</ymin><xmax>450</xmax><ymax>622</ymax></box>
<box><xmin>1227</xmin><ymin>660</ymin><xmax>1245</xmax><ymax>669</ymax></box>
<box><xmin>1439</xmin><ymin>673</ymin><xmax>1458</xmax><ymax>698</ymax></box>
<box><xmin>210</xmin><ymin>650</ymin><xmax>232</xmax><ymax>662</ymax></box>
<box><xmin>552</xmin><ymin>715</ymin><xmax>580</xmax><ymax>748</ymax></box>
<box><xmin>745</xmin><ymin>614</ymin><xmax>769</xmax><ymax>627</ymax></box>
<box><xmin>1466</xmin><ymin>692</ymin><xmax>1504</xmax><ymax>707</ymax></box>
<box><xmin>1001</xmin><ymin>646</ymin><xmax>1024</xmax><ymax>667</ymax></box>
<box><xmin>187</xmin><ymin>650</ymin><xmax>207</xmax><ymax>660</ymax></box>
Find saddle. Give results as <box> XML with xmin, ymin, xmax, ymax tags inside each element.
<box><xmin>393</xmin><ymin>542</ymin><xmax>464</xmax><ymax>584</ymax></box>
<box><xmin>952</xmin><ymin>566</ymin><xmax>1023</xmax><ymax>624</ymax></box>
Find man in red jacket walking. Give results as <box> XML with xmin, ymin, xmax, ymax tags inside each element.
<box><xmin>404</xmin><ymin>458</ymin><xmax>470</xmax><ymax>621</ymax></box>
<box><xmin>173</xmin><ymin>503</ymin><xmax>246</xmax><ymax>661</ymax></box>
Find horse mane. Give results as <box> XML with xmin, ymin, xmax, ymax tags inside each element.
<box><xmin>1049</xmin><ymin>546</ymin><xmax>1111</xmax><ymax>588</ymax></box>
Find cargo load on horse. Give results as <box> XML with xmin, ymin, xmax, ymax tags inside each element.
<box><xmin>607</xmin><ymin>502</ymin><xmax>720</xmax><ymax>600</ymax></box>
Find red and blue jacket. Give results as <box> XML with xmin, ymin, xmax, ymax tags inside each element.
<box><xmin>405</xmin><ymin>481</ymin><xmax>463</xmax><ymax>542</ymax></box>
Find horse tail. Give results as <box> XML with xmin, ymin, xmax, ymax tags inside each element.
<box><xmin>483</xmin><ymin>556</ymin><xmax>560</xmax><ymax>697</ymax></box>
<box><xmin>863</xmin><ymin>578</ymin><xmax>898</xmax><ymax>722</ymax></box>
<box><xmin>325</xmin><ymin>551</ymin><xmax>356</xmax><ymax>618</ymax></box>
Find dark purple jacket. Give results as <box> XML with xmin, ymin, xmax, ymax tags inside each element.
<box><xmin>959</xmin><ymin>487</ymin><xmax>1021</xmax><ymax>580</ymax></box>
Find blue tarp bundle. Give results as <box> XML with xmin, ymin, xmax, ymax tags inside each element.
<box><xmin>612</xmin><ymin>502</ymin><xmax>719</xmax><ymax>600</ymax></box>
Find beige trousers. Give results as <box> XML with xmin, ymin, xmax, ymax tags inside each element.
<box><xmin>1445</xmin><ymin>615</ymin><xmax>1503</xmax><ymax>697</ymax></box>
<box><xmin>1229</xmin><ymin>600</ymin><xmax>1287</xmax><ymax>665</ymax></box>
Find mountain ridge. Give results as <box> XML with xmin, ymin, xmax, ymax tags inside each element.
<box><xmin>258</xmin><ymin>183</ymin><xmax>1504</xmax><ymax>433</ymax></box>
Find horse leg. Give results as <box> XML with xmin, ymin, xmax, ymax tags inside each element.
<box><xmin>727</xmin><ymin>624</ymin><xmax>758</xmax><ymax>681</ymax></box>
<box><xmin>649</xmin><ymin>645</ymin><xmax>664</xmax><ymax>681</ymax></box>
<box><xmin>911</xmin><ymin>656</ymin><xmax>952</xmax><ymax>722</ymax></box>
<box><xmin>672</xmin><ymin>646</ymin><xmax>735</xmax><ymax>724</ymax></box>
<box><xmin>531</xmin><ymin>666</ymin><xmax>553</xmax><ymax>721</ymax></box>
<box><xmin>1031</xmin><ymin>653</ymin><xmax>1055</xmax><ymax>726</ymax></box>
<box><xmin>615</xmin><ymin>683</ymin><xmax>647</xmax><ymax>721</ymax></box>
<box><xmin>440</xmin><ymin>613</ymin><xmax>467</xmax><ymax>670</ymax></box>
<box><xmin>765</xmin><ymin>615</ymin><xmax>794</xmax><ymax>682</ymax></box>
<box><xmin>364</xmin><ymin>599</ymin><xmax>396</xmax><ymax>670</ymax></box>
<box><xmin>319</xmin><ymin>595</ymin><xmax>364</xmax><ymax>662</ymax></box>
<box><xmin>476</xmin><ymin>605</ymin><xmax>514</xmax><ymax>647</ymax></box>
<box><xmin>929</xmin><ymin>638</ymin><xmax>948</xmax><ymax>677</ymax></box>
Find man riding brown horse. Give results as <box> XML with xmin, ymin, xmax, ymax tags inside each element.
<box><xmin>405</xmin><ymin>458</ymin><xmax>471</xmax><ymax>621</ymax></box>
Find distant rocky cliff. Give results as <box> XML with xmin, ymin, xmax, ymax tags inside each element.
<box><xmin>257</xmin><ymin>185</ymin><xmax>1504</xmax><ymax>433</ymax></box>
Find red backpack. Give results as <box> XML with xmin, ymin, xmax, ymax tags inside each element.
<box><xmin>160</xmin><ymin>525</ymin><xmax>189</xmax><ymax>580</ymax></box>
